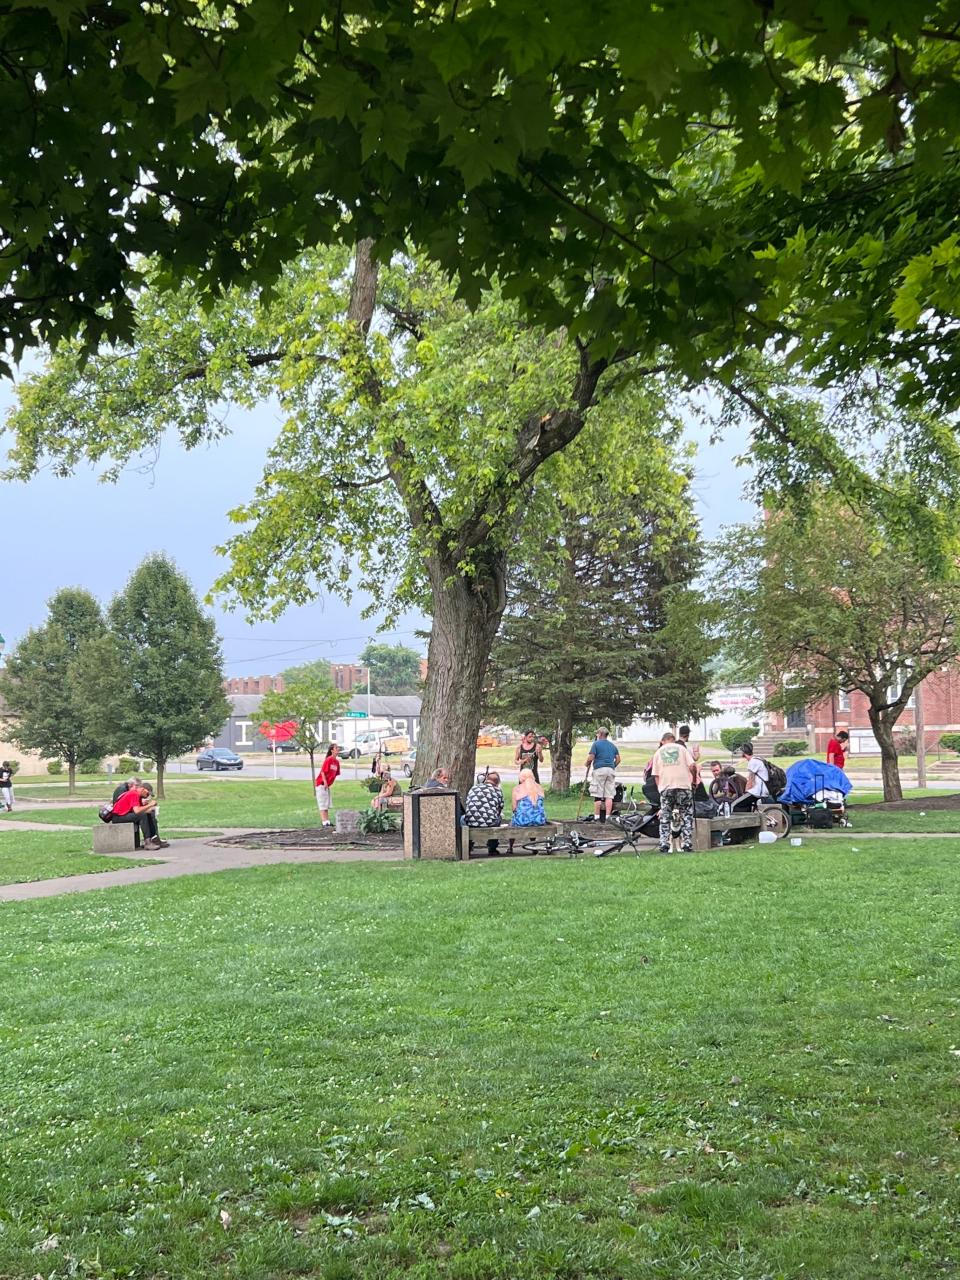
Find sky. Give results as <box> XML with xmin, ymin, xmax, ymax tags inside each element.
<box><xmin>0</xmin><ymin>380</ymin><xmax>755</xmax><ymax>674</ymax></box>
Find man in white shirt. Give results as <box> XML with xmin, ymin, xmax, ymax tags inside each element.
<box><xmin>734</xmin><ymin>743</ymin><xmax>770</xmax><ymax>809</ymax></box>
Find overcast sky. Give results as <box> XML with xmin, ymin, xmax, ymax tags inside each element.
<box><xmin>0</xmin><ymin>380</ymin><xmax>755</xmax><ymax>673</ymax></box>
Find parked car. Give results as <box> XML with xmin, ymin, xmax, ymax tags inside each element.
<box><xmin>196</xmin><ymin>747</ymin><xmax>244</xmax><ymax>771</ymax></box>
<box><xmin>401</xmin><ymin>748</ymin><xmax>417</xmax><ymax>777</ymax></box>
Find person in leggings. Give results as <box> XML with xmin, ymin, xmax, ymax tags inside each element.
<box><xmin>110</xmin><ymin>783</ymin><xmax>169</xmax><ymax>849</ymax></box>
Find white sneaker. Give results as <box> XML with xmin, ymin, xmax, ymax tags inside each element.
<box><xmin>322</xmin><ymin>821</ymin><xmax>332</xmax><ymax>828</ymax></box>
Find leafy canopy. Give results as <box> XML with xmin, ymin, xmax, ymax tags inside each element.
<box><xmin>259</xmin><ymin>675</ymin><xmax>350</xmax><ymax>775</ymax></box>
<box><xmin>4</xmin><ymin>2</ymin><xmax>960</xmax><ymax>409</ymax></box>
<box><xmin>359</xmin><ymin>643</ymin><xmax>422</xmax><ymax>697</ymax></box>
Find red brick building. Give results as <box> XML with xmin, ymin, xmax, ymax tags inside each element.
<box><xmin>765</xmin><ymin>667</ymin><xmax>960</xmax><ymax>755</ymax></box>
<box><xmin>223</xmin><ymin>674</ymin><xmax>285</xmax><ymax>695</ymax></box>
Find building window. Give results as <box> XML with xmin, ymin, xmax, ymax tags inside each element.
<box><xmin>837</xmin><ymin>689</ymin><xmax>850</xmax><ymax>712</ymax></box>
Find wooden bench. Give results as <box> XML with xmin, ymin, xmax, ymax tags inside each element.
<box><xmin>692</xmin><ymin>812</ymin><xmax>762</xmax><ymax>851</ymax></box>
<box><xmin>465</xmin><ymin>823</ymin><xmax>562</xmax><ymax>857</ymax></box>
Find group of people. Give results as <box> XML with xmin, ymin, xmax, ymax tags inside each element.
<box><xmin>463</xmin><ymin>767</ymin><xmax>547</xmax><ymax>830</ymax></box>
<box><xmin>108</xmin><ymin>776</ymin><xmax>169</xmax><ymax>850</ymax></box>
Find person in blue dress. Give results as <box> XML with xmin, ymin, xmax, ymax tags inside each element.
<box><xmin>511</xmin><ymin>768</ymin><xmax>547</xmax><ymax>826</ymax></box>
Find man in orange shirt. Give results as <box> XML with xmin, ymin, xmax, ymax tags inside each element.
<box><xmin>651</xmin><ymin>732</ymin><xmax>698</xmax><ymax>854</ymax></box>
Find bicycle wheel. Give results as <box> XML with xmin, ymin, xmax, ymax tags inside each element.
<box><xmin>761</xmin><ymin>805</ymin><xmax>791</xmax><ymax>839</ymax></box>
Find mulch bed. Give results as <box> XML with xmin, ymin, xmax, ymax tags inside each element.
<box><xmin>213</xmin><ymin>827</ymin><xmax>403</xmax><ymax>851</ymax></box>
<box><xmin>855</xmin><ymin>791</ymin><xmax>960</xmax><ymax>812</ymax></box>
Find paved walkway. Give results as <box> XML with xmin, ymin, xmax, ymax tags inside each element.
<box><xmin>0</xmin><ymin>830</ymin><xmax>402</xmax><ymax>903</ymax></box>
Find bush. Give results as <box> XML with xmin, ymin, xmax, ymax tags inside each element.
<box><xmin>894</xmin><ymin>730</ymin><xmax>916</xmax><ymax>754</ymax></box>
<box><xmin>360</xmin><ymin>774</ymin><xmax>382</xmax><ymax>793</ymax></box>
<box><xmin>140</xmin><ymin>760</ymin><xmax>153</xmax><ymax>774</ymax></box>
<box><xmin>46</xmin><ymin>759</ymin><xmax>63</xmax><ymax>775</ymax></box>
<box><xmin>117</xmin><ymin>756</ymin><xmax>141</xmax><ymax>773</ymax></box>
<box><xmin>773</xmin><ymin>739</ymin><xmax>808</xmax><ymax>756</ymax></box>
<box><xmin>719</xmin><ymin>727</ymin><xmax>755</xmax><ymax>753</ymax></box>
<box><xmin>357</xmin><ymin>808</ymin><xmax>399</xmax><ymax>834</ymax></box>
<box><xmin>78</xmin><ymin>758</ymin><xmax>103</xmax><ymax>775</ymax></box>
<box><xmin>5</xmin><ymin>759</ymin><xmax>20</xmax><ymax>775</ymax></box>
<box><xmin>939</xmin><ymin>733</ymin><xmax>960</xmax><ymax>754</ymax></box>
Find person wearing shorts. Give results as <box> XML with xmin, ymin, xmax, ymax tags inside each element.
<box><xmin>585</xmin><ymin>728</ymin><xmax>621</xmax><ymax>823</ymax></box>
<box><xmin>315</xmin><ymin>743</ymin><xmax>341</xmax><ymax>827</ymax></box>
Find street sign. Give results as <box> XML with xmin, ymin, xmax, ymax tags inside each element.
<box><xmin>344</xmin><ymin>710</ymin><xmax>368</xmax><ymax>718</ymax></box>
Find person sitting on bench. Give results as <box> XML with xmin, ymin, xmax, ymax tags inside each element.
<box><xmin>709</xmin><ymin>762</ymin><xmax>747</xmax><ymax>814</ymax></box>
<box><xmin>371</xmin><ymin>768</ymin><xmax>399</xmax><ymax>810</ymax></box>
<box><xmin>731</xmin><ymin>744</ymin><xmax>771</xmax><ymax>812</ymax></box>
<box><xmin>463</xmin><ymin>771</ymin><xmax>504</xmax><ymax>853</ymax></box>
<box><xmin>511</xmin><ymin>768</ymin><xmax>547</xmax><ymax>826</ymax></box>
<box><xmin>109</xmin><ymin>783</ymin><xmax>169</xmax><ymax>850</ymax></box>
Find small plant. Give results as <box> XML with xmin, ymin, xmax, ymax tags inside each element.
<box><xmin>356</xmin><ymin>807</ymin><xmax>399</xmax><ymax>835</ymax></box>
<box><xmin>360</xmin><ymin>774</ymin><xmax>382</xmax><ymax>793</ymax></box>
<box><xmin>719</xmin><ymin>727</ymin><xmax>755</xmax><ymax>753</ymax></box>
<box><xmin>773</xmin><ymin>740</ymin><xmax>808</xmax><ymax>756</ymax></box>
<box><xmin>78</xmin><ymin>757</ymin><xmax>103</xmax><ymax>775</ymax></box>
<box><xmin>118</xmin><ymin>756</ymin><xmax>141</xmax><ymax>773</ymax></box>
<box><xmin>939</xmin><ymin>733</ymin><xmax>960</xmax><ymax>753</ymax></box>
<box><xmin>46</xmin><ymin>759</ymin><xmax>63</xmax><ymax>775</ymax></box>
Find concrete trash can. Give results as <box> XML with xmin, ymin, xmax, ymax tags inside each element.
<box><xmin>403</xmin><ymin>789</ymin><xmax>463</xmax><ymax>860</ymax></box>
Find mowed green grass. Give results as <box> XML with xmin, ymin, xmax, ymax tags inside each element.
<box><xmin>1</xmin><ymin>841</ymin><xmax>959</xmax><ymax>1279</ymax></box>
<box><xmin>0</xmin><ymin>830</ymin><xmax>155</xmax><ymax>884</ymax></box>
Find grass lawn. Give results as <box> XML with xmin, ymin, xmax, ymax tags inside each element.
<box><xmin>1</xmin><ymin>840</ymin><xmax>958</xmax><ymax>1278</ymax></box>
<box><xmin>0</xmin><ymin>830</ymin><xmax>155</xmax><ymax>885</ymax></box>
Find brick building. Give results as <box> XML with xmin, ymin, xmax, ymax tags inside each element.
<box><xmin>331</xmin><ymin>663</ymin><xmax>367</xmax><ymax>692</ymax></box>
<box><xmin>765</xmin><ymin>667</ymin><xmax>960</xmax><ymax>755</ymax></box>
<box><xmin>223</xmin><ymin>674</ymin><xmax>285</xmax><ymax>695</ymax></box>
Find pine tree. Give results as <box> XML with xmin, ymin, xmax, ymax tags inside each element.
<box><xmin>0</xmin><ymin>588</ymin><xmax>111</xmax><ymax>792</ymax></box>
<box><xmin>99</xmin><ymin>556</ymin><xmax>230</xmax><ymax>798</ymax></box>
<box><xmin>486</xmin><ymin>500</ymin><xmax>714</xmax><ymax>790</ymax></box>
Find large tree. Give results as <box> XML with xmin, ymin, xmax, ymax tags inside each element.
<box><xmin>0</xmin><ymin>588</ymin><xmax>111</xmax><ymax>792</ymax></box>
<box><xmin>259</xmin><ymin>674</ymin><xmax>350</xmax><ymax>788</ymax></box>
<box><xmin>485</xmin><ymin>491</ymin><xmax>714</xmax><ymax>790</ymax></box>
<box><xmin>96</xmin><ymin>556</ymin><xmax>230</xmax><ymax>799</ymax></box>
<box><xmin>3</xmin><ymin>251</ymin><xmax>689</xmax><ymax>794</ymax></box>
<box><xmin>720</xmin><ymin>500</ymin><xmax>960</xmax><ymax>801</ymax></box>
<box><xmin>4</xmin><ymin>1</ymin><xmax>960</xmax><ymax>417</ymax></box>
<box><xmin>359</xmin><ymin>643</ymin><xmax>422</xmax><ymax>697</ymax></box>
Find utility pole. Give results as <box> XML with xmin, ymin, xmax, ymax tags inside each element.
<box><xmin>914</xmin><ymin>678</ymin><xmax>927</xmax><ymax>790</ymax></box>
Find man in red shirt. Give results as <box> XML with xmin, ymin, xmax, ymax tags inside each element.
<box><xmin>826</xmin><ymin>730</ymin><xmax>850</xmax><ymax>770</ymax></box>
<box><xmin>110</xmin><ymin>784</ymin><xmax>169</xmax><ymax>849</ymax></box>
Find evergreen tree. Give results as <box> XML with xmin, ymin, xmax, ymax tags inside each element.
<box><xmin>486</xmin><ymin>498</ymin><xmax>714</xmax><ymax>790</ymax></box>
<box><xmin>98</xmin><ymin>556</ymin><xmax>230</xmax><ymax>798</ymax></box>
<box><xmin>0</xmin><ymin>588</ymin><xmax>111</xmax><ymax>792</ymax></box>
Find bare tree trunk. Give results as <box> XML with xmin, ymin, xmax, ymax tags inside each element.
<box><xmin>414</xmin><ymin>552</ymin><xmax>507</xmax><ymax>796</ymax></box>
<box><xmin>156</xmin><ymin>755</ymin><xmax>166</xmax><ymax>800</ymax></box>
<box><xmin>67</xmin><ymin>758</ymin><xmax>77</xmax><ymax>793</ymax></box>
<box><xmin>869</xmin><ymin>705</ymin><xmax>902</xmax><ymax>802</ymax></box>
<box><xmin>551</xmin><ymin>709</ymin><xmax>575</xmax><ymax>792</ymax></box>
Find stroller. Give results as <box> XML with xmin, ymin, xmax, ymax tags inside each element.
<box><xmin>777</xmin><ymin>759</ymin><xmax>853</xmax><ymax>828</ymax></box>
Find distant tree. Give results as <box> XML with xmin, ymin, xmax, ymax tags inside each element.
<box><xmin>0</xmin><ymin>588</ymin><xmax>111</xmax><ymax>792</ymax></box>
<box><xmin>721</xmin><ymin>499</ymin><xmax>960</xmax><ymax>801</ymax></box>
<box><xmin>281</xmin><ymin>659</ymin><xmax>333</xmax><ymax>686</ymax></box>
<box><xmin>95</xmin><ymin>556</ymin><xmax>230</xmax><ymax>799</ymax></box>
<box><xmin>359</xmin><ymin>643</ymin><xmax>422</xmax><ymax>697</ymax></box>
<box><xmin>259</xmin><ymin>676</ymin><xmax>351</xmax><ymax>788</ymax></box>
<box><xmin>486</xmin><ymin>495</ymin><xmax>714</xmax><ymax>790</ymax></box>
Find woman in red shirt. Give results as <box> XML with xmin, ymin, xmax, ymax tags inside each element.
<box><xmin>315</xmin><ymin>743</ymin><xmax>341</xmax><ymax>828</ymax></box>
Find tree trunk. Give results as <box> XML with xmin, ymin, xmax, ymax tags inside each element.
<box><xmin>414</xmin><ymin>552</ymin><xmax>507</xmax><ymax>796</ymax></box>
<box><xmin>551</xmin><ymin>709</ymin><xmax>575</xmax><ymax>792</ymax></box>
<box><xmin>307</xmin><ymin>747</ymin><xmax>316</xmax><ymax>794</ymax></box>
<box><xmin>67</xmin><ymin>759</ymin><xmax>77</xmax><ymax>793</ymax></box>
<box><xmin>156</xmin><ymin>755</ymin><xmax>166</xmax><ymax>801</ymax></box>
<box><xmin>869</xmin><ymin>705</ymin><xmax>902</xmax><ymax>802</ymax></box>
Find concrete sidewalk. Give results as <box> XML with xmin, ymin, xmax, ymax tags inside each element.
<box><xmin>0</xmin><ymin>831</ymin><xmax>402</xmax><ymax>903</ymax></box>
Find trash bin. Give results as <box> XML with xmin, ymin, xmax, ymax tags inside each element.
<box><xmin>403</xmin><ymin>788</ymin><xmax>464</xmax><ymax>860</ymax></box>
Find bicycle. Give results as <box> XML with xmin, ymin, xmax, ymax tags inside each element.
<box><xmin>515</xmin><ymin>826</ymin><xmax>644</xmax><ymax>858</ymax></box>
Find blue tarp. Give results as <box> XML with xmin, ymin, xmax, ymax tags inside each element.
<box><xmin>778</xmin><ymin>758</ymin><xmax>853</xmax><ymax>804</ymax></box>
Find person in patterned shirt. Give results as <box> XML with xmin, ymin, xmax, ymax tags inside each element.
<box><xmin>463</xmin><ymin>772</ymin><xmax>504</xmax><ymax>854</ymax></box>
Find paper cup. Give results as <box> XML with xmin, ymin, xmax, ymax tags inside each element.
<box><xmin>790</xmin><ymin>837</ymin><xmax>802</xmax><ymax>847</ymax></box>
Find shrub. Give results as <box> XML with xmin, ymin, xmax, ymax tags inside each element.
<box><xmin>78</xmin><ymin>758</ymin><xmax>103</xmax><ymax>775</ymax></box>
<box><xmin>140</xmin><ymin>760</ymin><xmax>153</xmax><ymax>774</ymax></box>
<box><xmin>893</xmin><ymin>730</ymin><xmax>916</xmax><ymax>754</ymax></box>
<box><xmin>719</xmin><ymin>727</ymin><xmax>755</xmax><ymax>753</ymax></box>
<box><xmin>939</xmin><ymin>733</ymin><xmax>960</xmax><ymax>754</ymax></box>
<box><xmin>357</xmin><ymin>808</ymin><xmax>399</xmax><ymax>834</ymax></box>
<box><xmin>5</xmin><ymin>759</ymin><xmax>20</xmax><ymax>775</ymax></box>
<box><xmin>46</xmin><ymin>759</ymin><xmax>63</xmax><ymax>775</ymax></box>
<box><xmin>360</xmin><ymin>774</ymin><xmax>382</xmax><ymax>793</ymax></box>
<box><xmin>118</xmin><ymin>756</ymin><xmax>141</xmax><ymax>773</ymax></box>
<box><xmin>773</xmin><ymin>739</ymin><xmax>808</xmax><ymax>756</ymax></box>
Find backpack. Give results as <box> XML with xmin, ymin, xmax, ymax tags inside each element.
<box><xmin>98</xmin><ymin>803</ymin><xmax>115</xmax><ymax>823</ymax></box>
<box><xmin>762</xmin><ymin>759</ymin><xmax>787</xmax><ymax>798</ymax></box>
